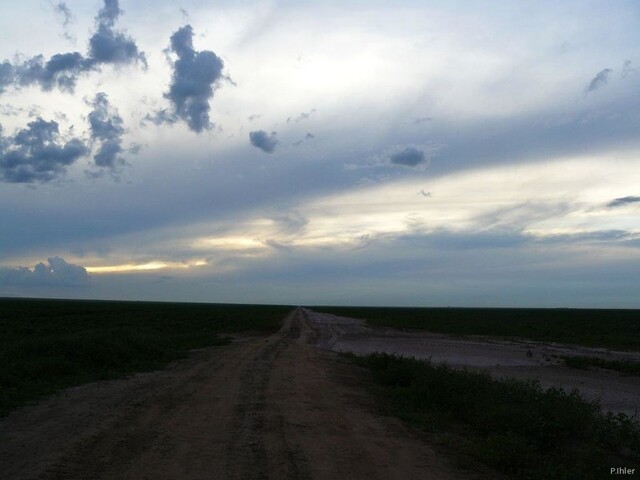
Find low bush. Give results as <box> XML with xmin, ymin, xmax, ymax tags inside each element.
<box><xmin>349</xmin><ymin>352</ymin><xmax>640</xmax><ymax>480</ymax></box>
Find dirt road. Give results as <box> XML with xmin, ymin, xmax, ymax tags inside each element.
<box><xmin>0</xmin><ymin>308</ymin><xmax>477</xmax><ymax>480</ymax></box>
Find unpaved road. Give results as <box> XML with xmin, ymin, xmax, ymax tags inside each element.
<box><xmin>0</xmin><ymin>308</ymin><xmax>483</xmax><ymax>480</ymax></box>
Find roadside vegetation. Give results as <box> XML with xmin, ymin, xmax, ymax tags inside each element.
<box><xmin>348</xmin><ymin>352</ymin><xmax>640</xmax><ymax>480</ymax></box>
<box><xmin>0</xmin><ymin>298</ymin><xmax>290</xmax><ymax>417</ymax></box>
<box><xmin>562</xmin><ymin>355</ymin><xmax>640</xmax><ymax>377</ymax></box>
<box><xmin>315</xmin><ymin>306</ymin><xmax>640</xmax><ymax>350</ymax></box>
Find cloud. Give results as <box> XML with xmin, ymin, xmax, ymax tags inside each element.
<box><xmin>0</xmin><ymin>62</ymin><xmax>14</xmax><ymax>93</ymax></box>
<box><xmin>0</xmin><ymin>118</ymin><xmax>88</xmax><ymax>183</ymax></box>
<box><xmin>587</xmin><ymin>68</ymin><xmax>612</xmax><ymax>92</ymax></box>
<box><xmin>607</xmin><ymin>196</ymin><xmax>640</xmax><ymax>208</ymax></box>
<box><xmin>54</xmin><ymin>2</ymin><xmax>73</xmax><ymax>26</ymax></box>
<box><xmin>1</xmin><ymin>0</ymin><xmax>145</xmax><ymax>94</ymax></box>
<box><xmin>249</xmin><ymin>130</ymin><xmax>278</xmax><ymax>153</ymax></box>
<box><xmin>0</xmin><ymin>257</ymin><xmax>90</xmax><ymax>287</ymax></box>
<box><xmin>286</xmin><ymin>109</ymin><xmax>316</xmax><ymax>123</ymax></box>
<box><xmin>15</xmin><ymin>52</ymin><xmax>87</xmax><ymax>92</ymax></box>
<box><xmin>389</xmin><ymin>146</ymin><xmax>428</xmax><ymax>167</ymax></box>
<box><xmin>53</xmin><ymin>2</ymin><xmax>75</xmax><ymax>42</ymax></box>
<box><xmin>87</xmin><ymin>92</ymin><xmax>126</xmax><ymax>170</ymax></box>
<box><xmin>157</xmin><ymin>25</ymin><xmax>225</xmax><ymax>133</ymax></box>
<box><xmin>87</xmin><ymin>0</ymin><xmax>146</xmax><ymax>68</ymax></box>
<box><xmin>622</xmin><ymin>60</ymin><xmax>636</xmax><ymax>78</ymax></box>
<box><xmin>414</xmin><ymin>116</ymin><xmax>432</xmax><ymax>124</ymax></box>
<box><xmin>293</xmin><ymin>132</ymin><xmax>315</xmax><ymax>147</ymax></box>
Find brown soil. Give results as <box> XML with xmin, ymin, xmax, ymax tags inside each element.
<box><xmin>0</xmin><ymin>308</ymin><xmax>481</xmax><ymax>480</ymax></box>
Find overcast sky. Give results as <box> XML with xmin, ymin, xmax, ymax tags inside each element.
<box><xmin>1</xmin><ymin>0</ymin><xmax>639</xmax><ymax>307</ymax></box>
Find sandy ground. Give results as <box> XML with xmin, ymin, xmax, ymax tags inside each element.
<box><xmin>0</xmin><ymin>308</ymin><xmax>486</xmax><ymax>480</ymax></box>
<box><xmin>301</xmin><ymin>308</ymin><xmax>640</xmax><ymax>416</ymax></box>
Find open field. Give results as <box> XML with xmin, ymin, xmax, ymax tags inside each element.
<box><xmin>1</xmin><ymin>303</ymin><xmax>639</xmax><ymax>479</ymax></box>
<box><xmin>0</xmin><ymin>298</ymin><xmax>291</xmax><ymax>416</ymax></box>
<box><xmin>1</xmin><ymin>308</ymin><xmax>476</xmax><ymax>480</ymax></box>
<box><xmin>312</xmin><ymin>306</ymin><xmax>640</xmax><ymax>350</ymax></box>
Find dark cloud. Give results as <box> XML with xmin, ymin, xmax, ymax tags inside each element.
<box><xmin>389</xmin><ymin>146</ymin><xmax>427</xmax><ymax>167</ymax></box>
<box><xmin>87</xmin><ymin>0</ymin><xmax>146</xmax><ymax>68</ymax></box>
<box><xmin>0</xmin><ymin>118</ymin><xmax>88</xmax><ymax>183</ymax></box>
<box><xmin>158</xmin><ymin>25</ymin><xmax>225</xmax><ymax>133</ymax></box>
<box><xmin>16</xmin><ymin>52</ymin><xmax>87</xmax><ymax>92</ymax></box>
<box><xmin>0</xmin><ymin>61</ymin><xmax>13</xmax><ymax>93</ymax></box>
<box><xmin>587</xmin><ymin>68</ymin><xmax>612</xmax><ymax>92</ymax></box>
<box><xmin>249</xmin><ymin>130</ymin><xmax>278</xmax><ymax>153</ymax></box>
<box><xmin>96</xmin><ymin>0</ymin><xmax>121</xmax><ymax>28</ymax></box>
<box><xmin>0</xmin><ymin>0</ymin><xmax>145</xmax><ymax>94</ymax></box>
<box><xmin>607</xmin><ymin>196</ymin><xmax>640</xmax><ymax>208</ymax></box>
<box><xmin>88</xmin><ymin>92</ymin><xmax>126</xmax><ymax>170</ymax></box>
<box><xmin>0</xmin><ymin>257</ymin><xmax>90</xmax><ymax>287</ymax></box>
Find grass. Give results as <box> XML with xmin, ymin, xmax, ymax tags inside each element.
<box><xmin>313</xmin><ymin>306</ymin><xmax>640</xmax><ymax>351</ymax></box>
<box><xmin>348</xmin><ymin>352</ymin><xmax>640</xmax><ymax>480</ymax></box>
<box><xmin>562</xmin><ymin>356</ymin><xmax>640</xmax><ymax>377</ymax></box>
<box><xmin>0</xmin><ymin>297</ymin><xmax>291</xmax><ymax>417</ymax></box>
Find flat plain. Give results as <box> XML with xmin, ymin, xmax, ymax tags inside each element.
<box><xmin>1</xmin><ymin>299</ymin><xmax>639</xmax><ymax>479</ymax></box>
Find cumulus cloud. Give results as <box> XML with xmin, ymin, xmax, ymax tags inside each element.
<box><xmin>87</xmin><ymin>92</ymin><xmax>126</xmax><ymax>170</ymax></box>
<box><xmin>587</xmin><ymin>68</ymin><xmax>612</xmax><ymax>92</ymax></box>
<box><xmin>249</xmin><ymin>130</ymin><xmax>278</xmax><ymax>153</ymax></box>
<box><xmin>0</xmin><ymin>118</ymin><xmax>88</xmax><ymax>183</ymax></box>
<box><xmin>0</xmin><ymin>257</ymin><xmax>90</xmax><ymax>287</ymax></box>
<box><xmin>16</xmin><ymin>52</ymin><xmax>86</xmax><ymax>92</ymax></box>
<box><xmin>607</xmin><ymin>196</ymin><xmax>640</xmax><ymax>208</ymax></box>
<box><xmin>87</xmin><ymin>0</ymin><xmax>146</xmax><ymax>68</ymax></box>
<box><xmin>1</xmin><ymin>0</ymin><xmax>145</xmax><ymax>94</ymax></box>
<box><xmin>157</xmin><ymin>25</ymin><xmax>225</xmax><ymax>133</ymax></box>
<box><xmin>389</xmin><ymin>146</ymin><xmax>428</xmax><ymax>167</ymax></box>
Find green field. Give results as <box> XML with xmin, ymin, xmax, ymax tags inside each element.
<box><xmin>349</xmin><ymin>352</ymin><xmax>640</xmax><ymax>480</ymax></box>
<box><xmin>0</xmin><ymin>298</ymin><xmax>291</xmax><ymax>417</ymax></box>
<box><xmin>313</xmin><ymin>306</ymin><xmax>640</xmax><ymax>350</ymax></box>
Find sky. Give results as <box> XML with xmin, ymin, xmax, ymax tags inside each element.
<box><xmin>1</xmin><ymin>0</ymin><xmax>639</xmax><ymax>307</ymax></box>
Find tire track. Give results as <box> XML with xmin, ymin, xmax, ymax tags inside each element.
<box><xmin>226</xmin><ymin>309</ymin><xmax>310</xmax><ymax>480</ymax></box>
